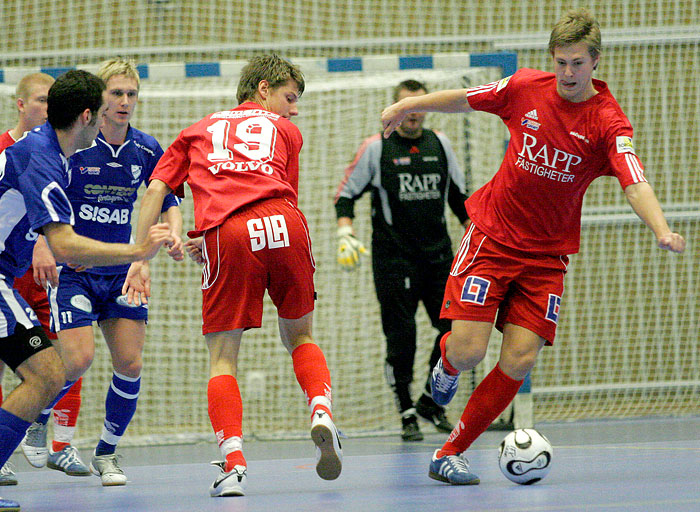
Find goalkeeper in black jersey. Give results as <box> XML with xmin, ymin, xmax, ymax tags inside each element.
<box><xmin>334</xmin><ymin>79</ymin><xmax>469</xmax><ymax>441</ymax></box>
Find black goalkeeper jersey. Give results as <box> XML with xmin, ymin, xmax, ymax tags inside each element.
<box><xmin>335</xmin><ymin>129</ymin><xmax>468</xmax><ymax>262</ymax></box>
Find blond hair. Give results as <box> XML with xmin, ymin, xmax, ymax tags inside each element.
<box><xmin>97</xmin><ymin>57</ymin><xmax>140</xmax><ymax>89</ymax></box>
<box><xmin>15</xmin><ymin>72</ymin><xmax>55</xmax><ymax>102</ymax></box>
<box><xmin>548</xmin><ymin>8</ymin><xmax>601</xmax><ymax>59</ymax></box>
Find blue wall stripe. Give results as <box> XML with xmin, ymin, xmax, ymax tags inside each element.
<box><xmin>185</xmin><ymin>62</ymin><xmax>220</xmax><ymax>78</ymax></box>
<box><xmin>327</xmin><ymin>58</ymin><xmax>362</xmax><ymax>72</ymax></box>
<box><xmin>41</xmin><ymin>66</ymin><xmax>75</xmax><ymax>78</ymax></box>
<box><xmin>398</xmin><ymin>55</ymin><xmax>433</xmax><ymax>70</ymax></box>
<box><xmin>136</xmin><ymin>64</ymin><xmax>149</xmax><ymax>80</ymax></box>
<box><xmin>0</xmin><ymin>53</ymin><xmax>517</xmax><ymax>83</ymax></box>
<box><xmin>470</xmin><ymin>52</ymin><xmax>517</xmax><ymax>77</ymax></box>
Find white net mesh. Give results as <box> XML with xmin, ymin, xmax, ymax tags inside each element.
<box><xmin>0</xmin><ymin>0</ymin><xmax>698</xmax><ymax>446</ymax></box>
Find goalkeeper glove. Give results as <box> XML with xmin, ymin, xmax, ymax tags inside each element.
<box><xmin>336</xmin><ymin>225</ymin><xmax>367</xmax><ymax>270</ymax></box>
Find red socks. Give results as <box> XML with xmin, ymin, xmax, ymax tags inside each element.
<box><xmin>291</xmin><ymin>343</ymin><xmax>333</xmax><ymax>419</ymax></box>
<box><xmin>52</xmin><ymin>377</ymin><xmax>83</xmax><ymax>452</ymax></box>
<box><xmin>439</xmin><ymin>331</ymin><xmax>460</xmax><ymax>376</ymax></box>
<box><xmin>207</xmin><ymin>375</ymin><xmax>245</xmax><ymax>470</ymax></box>
<box><xmin>438</xmin><ymin>364</ymin><xmax>522</xmax><ymax>457</ymax></box>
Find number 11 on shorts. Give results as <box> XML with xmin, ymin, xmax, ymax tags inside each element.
<box><xmin>247</xmin><ymin>215</ymin><xmax>290</xmax><ymax>251</ymax></box>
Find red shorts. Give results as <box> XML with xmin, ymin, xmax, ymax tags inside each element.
<box><xmin>441</xmin><ymin>223</ymin><xmax>569</xmax><ymax>344</ymax></box>
<box><xmin>13</xmin><ymin>267</ymin><xmax>57</xmax><ymax>340</ymax></box>
<box><xmin>200</xmin><ymin>198</ymin><xmax>316</xmax><ymax>334</ymax></box>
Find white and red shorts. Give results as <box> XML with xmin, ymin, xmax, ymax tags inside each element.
<box><xmin>13</xmin><ymin>267</ymin><xmax>56</xmax><ymax>340</ymax></box>
<box><xmin>441</xmin><ymin>223</ymin><xmax>569</xmax><ymax>344</ymax></box>
<box><xmin>199</xmin><ymin>198</ymin><xmax>316</xmax><ymax>334</ymax></box>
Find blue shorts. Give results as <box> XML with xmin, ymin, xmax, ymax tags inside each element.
<box><xmin>48</xmin><ymin>267</ymin><xmax>148</xmax><ymax>332</ymax></box>
<box><xmin>0</xmin><ymin>276</ymin><xmax>42</xmax><ymax>337</ymax></box>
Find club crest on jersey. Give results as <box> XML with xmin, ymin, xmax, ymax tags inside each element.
<box><xmin>615</xmin><ymin>136</ymin><xmax>636</xmax><ymax>155</ymax></box>
<box><xmin>461</xmin><ymin>276</ymin><xmax>490</xmax><ymax>305</ymax></box>
<box><xmin>131</xmin><ymin>165</ymin><xmax>142</xmax><ymax>180</ymax></box>
<box><xmin>546</xmin><ymin>294</ymin><xmax>561</xmax><ymax>324</ymax></box>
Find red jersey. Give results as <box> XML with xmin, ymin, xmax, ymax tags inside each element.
<box><xmin>152</xmin><ymin>101</ymin><xmax>303</xmax><ymax>232</ymax></box>
<box><xmin>466</xmin><ymin>68</ymin><xmax>646</xmax><ymax>255</ymax></box>
<box><xmin>0</xmin><ymin>130</ymin><xmax>16</xmax><ymax>152</ymax></box>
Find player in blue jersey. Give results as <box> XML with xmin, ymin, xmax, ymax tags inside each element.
<box><xmin>0</xmin><ymin>69</ymin><xmax>172</xmax><ymax>511</ymax></box>
<box><xmin>18</xmin><ymin>59</ymin><xmax>183</xmax><ymax>487</ymax></box>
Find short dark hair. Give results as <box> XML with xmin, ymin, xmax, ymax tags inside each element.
<box><xmin>393</xmin><ymin>79</ymin><xmax>428</xmax><ymax>102</ymax></box>
<box><xmin>48</xmin><ymin>70</ymin><xmax>105</xmax><ymax>130</ymax></box>
<box><xmin>236</xmin><ymin>54</ymin><xmax>305</xmax><ymax>104</ymax></box>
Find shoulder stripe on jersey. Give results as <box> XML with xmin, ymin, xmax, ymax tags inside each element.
<box><xmin>466</xmin><ymin>82</ymin><xmax>499</xmax><ymax>97</ymax></box>
<box><xmin>334</xmin><ymin>133</ymin><xmax>381</xmax><ymax>202</ymax></box>
<box><xmin>625</xmin><ymin>153</ymin><xmax>646</xmax><ymax>183</ymax></box>
<box><xmin>41</xmin><ymin>182</ymin><xmax>74</xmax><ymax>224</ymax></box>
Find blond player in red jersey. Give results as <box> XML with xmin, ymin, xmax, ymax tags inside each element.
<box><xmin>0</xmin><ymin>73</ymin><xmax>90</xmax><ymax>484</ymax></box>
<box><xmin>123</xmin><ymin>54</ymin><xmax>342</xmax><ymax>497</ymax></box>
<box><xmin>382</xmin><ymin>8</ymin><xmax>685</xmax><ymax>485</ymax></box>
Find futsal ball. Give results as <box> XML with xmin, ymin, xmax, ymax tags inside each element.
<box><xmin>498</xmin><ymin>429</ymin><xmax>553</xmax><ymax>485</ymax></box>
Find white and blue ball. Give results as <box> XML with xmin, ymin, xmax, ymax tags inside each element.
<box><xmin>498</xmin><ymin>428</ymin><xmax>553</xmax><ymax>485</ymax></box>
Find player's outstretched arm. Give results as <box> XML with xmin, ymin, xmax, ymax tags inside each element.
<box><xmin>381</xmin><ymin>89</ymin><xmax>473</xmax><ymax>138</ymax></box>
<box><xmin>624</xmin><ymin>182</ymin><xmax>686</xmax><ymax>253</ymax></box>
<box><xmin>43</xmin><ymin>222</ymin><xmax>172</xmax><ymax>267</ymax></box>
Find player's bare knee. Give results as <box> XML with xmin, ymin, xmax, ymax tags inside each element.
<box><xmin>114</xmin><ymin>358</ymin><xmax>143</xmax><ymax>379</ymax></box>
<box><xmin>446</xmin><ymin>341</ymin><xmax>486</xmax><ymax>371</ymax></box>
<box><xmin>63</xmin><ymin>350</ymin><xmax>94</xmax><ymax>380</ymax></box>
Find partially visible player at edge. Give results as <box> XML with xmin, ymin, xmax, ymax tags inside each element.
<box><xmin>0</xmin><ymin>72</ymin><xmax>91</xmax><ymax>484</ymax></box>
<box><xmin>0</xmin><ymin>69</ymin><xmax>172</xmax><ymax>511</ymax></box>
<box><xmin>18</xmin><ymin>58</ymin><xmax>183</xmax><ymax>487</ymax></box>
<box><xmin>381</xmin><ymin>8</ymin><xmax>685</xmax><ymax>486</ymax></box>
<box><xmin>124</xmin><ymin>54</ymin><xmax>342</xmax><ymax>497</ymax></box>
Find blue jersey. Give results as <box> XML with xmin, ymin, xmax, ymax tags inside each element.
<box><xmin>0</xmin><ymin>123</ymin><xmax>74</xmax><ymax>280</ymax></box>
<box><xmin>67</xmin><ymin>126</ymin><xmax>180</xmax><ymax>275</ymax></box>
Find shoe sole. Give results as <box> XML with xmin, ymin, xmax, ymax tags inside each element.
<box><xmin>429</xmin><ymin>469</ymin><xmax>480</xmax><ymax>485</ymax></box>
<box><xmin>311</xmin><ymin>423</ymin><xmax>342</xmax><ymax>480</ymax></box>
<box><xmin>211</xmin><ymin>486</ymin><xmax>245</xmax><ymax>497</ymax></box>
<box><xmin>402</xmin><ymin>432</ymin><xmax>424</xmax><ymax>442</ymax></box>
<box><xmin>47</xmin><ymin>460</ymin><xmax>91</xmax><ymax>476</ymax></box>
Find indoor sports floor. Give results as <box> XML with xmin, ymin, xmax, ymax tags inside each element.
<box><xmin>3</xmin><ymin>415</ymin><xmax>699</xmax><ymax>512</ymax></box>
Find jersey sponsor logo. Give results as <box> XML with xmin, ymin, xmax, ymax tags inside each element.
<box><xmin>615</xmin><ymin>136</ymin><xmax>636</xmax><ymax>155</ymax></box>
<box><xmin>422</xmin><ymin>156</ymin><xmax>439</xmax><ymax>162</ymax></box>
<box><xmin>525</xmin><ymin>109</ymin><xmax>538</xmax><ymax>120</ymax></box>
<box><xmin>131</xmin><ymin>165</ymin><xmax>142</xmax><ymax>180</ymax></box>
<box><xmin>409</xmin><ymin>146</ymin><xmax>420</xmax><ymax>154</ymax></box>
<box><xmin>398</xmin><ymin>172</ymin><xmax>442</xmax><ymax>201</ymax></box>
<box><xmin>133</xmin><ymin>141</ymin><xmax>155</xmax><ymax>156</ymax></box>
<box><xmin>392</xmin><ymin>156</ymin><xmax>411</xmax><ymax>166</ymax></box>
<box><xmin>212</xmin><ymin>109</ymin><xmax>280</xmax><ymax>121</ymax></box>
<box><xmin>207</xmin><ymin>160</ymin><xmax>275</xmax><ymax>176</ymax></box>
<box><xmin>106</xmin><ymin>162</ymin><xmax>122</xmax><ymax>168</ymax></box>
<box><xmin>78</xmin><ymin>204</ymin><xmax>130</xmax><ymax>224</ymax></box>
<box><xmin>70</xmin><ymin>294</ymin><xmax>93</xmax><ymax>313</ymax></box>
<box><xmin>515</xmin><ymin>133</ymin><xmax>581</xmax><ymax>183</ymax></box>
<box><xmin>79</xmin><ymin>166</ymin><xmax>100</xmax><ymax>175</ymax></box>
<box><xmin>496</xmin><ymin>75</ymin><xmax>512</xmax><ymax>92</ymax></box>
<box><xmin>521</xmin><ymin>118</ymin><xmax>541</xmax><ymax>131</ymax></box>
<box><xmin>84</xmin><ymin>184</ymin><xmax>136</xmax><ymax>197</ymax></box>
<box><xmin>546</xmin><ymin>294</ymin><xmax>561</xmax><ymax>324</ymax></box>
<box><xmin>570</xmin><ymin>131</ymin><xmax>590</xmax><ymax>144</ymax></box>
<box><xmin>247</xmin><ymin>215</ymin><xmax>290</xmax><ymax>252</ymax></box>
<box><xmin>460</xmin><ymin>276</ymin><xmax>490</xmax><ymax>305</ymax></box>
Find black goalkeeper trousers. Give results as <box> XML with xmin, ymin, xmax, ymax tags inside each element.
<box><xmin>373</xmin><ymin>254</ymin><xmax>451</xmax><ymax>409</ymax></box>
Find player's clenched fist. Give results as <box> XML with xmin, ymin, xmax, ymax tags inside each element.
<box><xmin>336</xmin><ymin>225</ymin><xmax>367</xmax><ymax>270</ymax></box>
<box><xmin>141</xmin><ymin>222</ymin><xmax>173</xmax><ymax>260</ymax></box>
